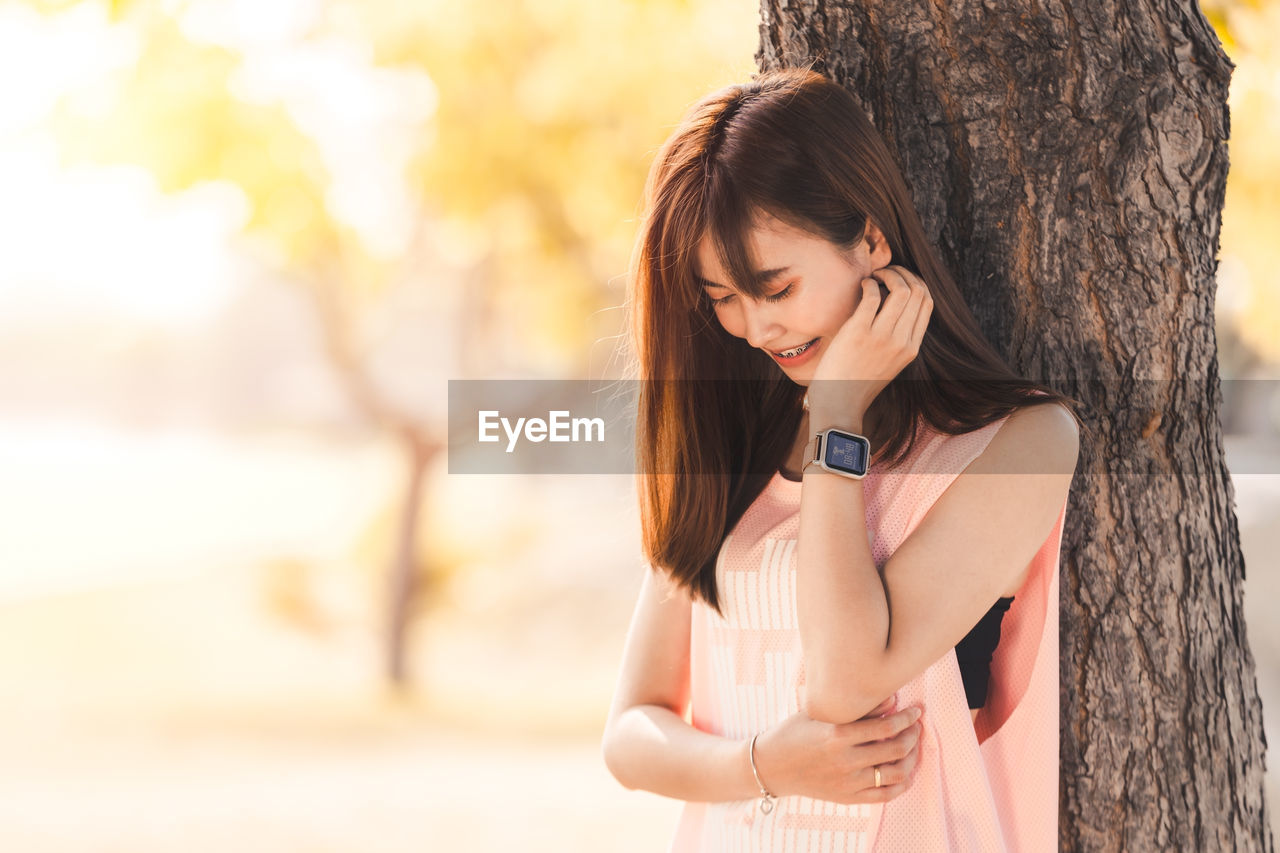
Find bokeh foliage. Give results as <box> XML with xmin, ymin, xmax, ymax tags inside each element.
<box><xmin>38</xmin><ymin>0</ymin><xmax>759</xmax><ymax>373</ymax></box>
<box><xmin>27</xmin><ymin>0</ymin><xmax>1280</xmax><ymax>370</ymax></box>
<box><xmin>1202</xmin><ymin>0</ymin><xmax>1280</xmax><ymax>365</ymax></box>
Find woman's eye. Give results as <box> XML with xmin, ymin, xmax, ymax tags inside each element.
<box><xmin>765</xmin><ymin>283</ymin><xmax>795</xmax><ymax>303</ymax></box>
<box><xmin>708</xmin><ymin>284</ymin><xmax>792</xmax><ymax>307</ymax></box>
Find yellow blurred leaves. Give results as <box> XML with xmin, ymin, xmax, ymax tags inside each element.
<box><xmin>36</xmin><ymin>0</ymin><xmax>758</xmax><ymax>373</ymax></box>
<box><xmin>51</xmin><ymin>10</ymin><xmax>335</xmax><ymax>266</ymax></box>
<box><xmin>324</xmin><ymin>0</ymin><xmax>758</xmax><ymax>370</ymax></box>
<box><xmin>1207</xmin><ymin>0</ymin><xmax>1280</xmax><ymax>363</ymax></box>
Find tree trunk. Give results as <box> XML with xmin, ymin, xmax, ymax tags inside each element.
<box><xmin>310</xmin><ymin>266</ymin><xmax>443</xmax><ymax>692</ymax></box>
<box><xmin>385</xmin><ymin>429</ymin><xmax>433</xmax><ymax>689</ymax></box>
<box><xmin>759</xmin><ymin>2</ymin><xmax>1272</xmax><ymax>850</ymax></box>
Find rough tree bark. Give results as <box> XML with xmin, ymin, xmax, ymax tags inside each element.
<box><xmin>758</xmin><ymin>1</ymin><xmax>1272</xmax><ymax>850</ymax></box>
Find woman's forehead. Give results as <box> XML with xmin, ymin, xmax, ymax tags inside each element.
<box><xmin>694</xmin><ymin>215</ymin><xmax>823</xmax><ymax>289</ymax></box>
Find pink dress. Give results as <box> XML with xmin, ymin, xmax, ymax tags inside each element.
<box><xmin>669</xmin><ymin>416</ymin><xmax>1064</xmax><ymax>852</ymax></box>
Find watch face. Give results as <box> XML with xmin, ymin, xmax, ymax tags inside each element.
<box><xmin>824</xmin><ymin>431</ymin><xmax>869</xmax><ymax>475</ymax></box>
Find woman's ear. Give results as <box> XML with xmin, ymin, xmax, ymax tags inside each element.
<box><xmin>865</xmin><ymin>220</ymin><xmax>893</xmax><ymax>270</ymax></box>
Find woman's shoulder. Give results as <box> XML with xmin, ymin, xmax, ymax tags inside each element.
<box><xmin>970</xmin><ymin>401</ymin><xmax>1080</xmax><ymax>477</ymax></box>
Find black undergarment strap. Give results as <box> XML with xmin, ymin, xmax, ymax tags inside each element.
<box><xmin>955</xmin><ymin>596</ymin><xmax>1014</xmax><ymax>709</ymax></box>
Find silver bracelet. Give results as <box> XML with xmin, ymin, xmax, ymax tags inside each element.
<box><xmin>748</xmin><ymin>732</ymin><xmax>777</xmax><ymax>814</ymax></box>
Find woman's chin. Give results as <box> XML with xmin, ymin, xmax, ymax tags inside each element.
<box><xmin>788</xmin><ymin>354</ymin><xmax>829</xmax><ymax>387</ymax></box>
<box><xmin>769</xmin><ymin>359</ymin><xmax>810</xmax><ymax>383</ymax></box>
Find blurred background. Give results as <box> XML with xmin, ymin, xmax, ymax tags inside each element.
<box><xmin>0</xmin><ymin>0</ymin><xmax>1275</xmax><ymax>850</ymax></box>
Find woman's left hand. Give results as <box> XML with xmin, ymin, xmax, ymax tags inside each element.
<box><xmin>807</xmin><ymin>265</ymin><xmax>933</xmax><ymax>423</ymax></box>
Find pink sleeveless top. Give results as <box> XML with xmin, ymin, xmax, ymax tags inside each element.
<box><xmin>669</xmin><ymin>416</ymin><xmax>1064</xmax><ymax>852</ymax></box>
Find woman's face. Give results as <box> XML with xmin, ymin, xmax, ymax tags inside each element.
<box><xmin>695</xmin><ymin>211</ymin><xmax>892</xmax><ymax>386</ymax></box>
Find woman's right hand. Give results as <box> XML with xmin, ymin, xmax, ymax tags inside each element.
<box><xmin>806</xmin><ymin>266</ymin><xmax>933</xmax><ymax>425</ymax></box>
<box><xmin>751</xmin><ymin>698</ymin><xmax>923</xmax><ymax>804</ymax></box>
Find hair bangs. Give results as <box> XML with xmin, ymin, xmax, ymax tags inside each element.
<box><xmin>699</xmin><ymin>173</ymin><xmax>774</xmax><ymax>301</ymax></box>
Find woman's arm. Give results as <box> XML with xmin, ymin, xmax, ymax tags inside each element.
<box><xmin>602</xmin><ymin>567</ymin><xmax>757</xmax><ymax>800</ymax></box>
<box><xmin>797</xmin><ymin>400</ymin><xmax>1079</xmax><ymax>723</ymax></box>
<box><xmin>602</xmin><ymin>567</ymin><xmax>924</xmax><ymax>804</ymax></box>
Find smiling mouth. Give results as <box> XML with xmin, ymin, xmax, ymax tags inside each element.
<box><xmin>770</xmin><ymin>338</ymin><xmax>818</xmax><ymax>359</ymax></box>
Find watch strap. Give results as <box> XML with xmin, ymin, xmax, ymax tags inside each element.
<box><xmin>803</xmin><ymin>434</ymin><xmax>821</xmax><ymax>472</ymax></box>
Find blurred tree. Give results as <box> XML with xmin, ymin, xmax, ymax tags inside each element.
<box><xmin>42</xmin><ymin>0</ymin><xmax>756</xmax><ymax>688</ymax></box>
<box><xmin>1201</xmin><ymin>0</ymin><xmax>1280</xmax><ymax>440</ymax></box>
<box><xmin>760</xmin><ymin>0</ymin><xmax>1271</xmax><ymax>850</ymax></box>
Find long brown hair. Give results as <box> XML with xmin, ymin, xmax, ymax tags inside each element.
<box><xmin>628</xmin><ymin>67</ymin><xmax>1080</xmax><ymax>612</ymax></box>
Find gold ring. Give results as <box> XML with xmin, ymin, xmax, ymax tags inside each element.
<box><xmin>874</xmin><ymin>765</ymin><xmax>883</xmax><ymax>788</ymax></box>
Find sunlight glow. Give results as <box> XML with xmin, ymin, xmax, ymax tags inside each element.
<box><xmin>230</xmin><ymin>38</ymin><xmax>437</xmax><ymax>259</ymax></box>
<box><xmin>0</xmin><ymin>3</ymin><xmax>139</xmax><ymax>135</ymax></box>
<box><xmin>0</xmin><ymin>138</ymin><xmax>250</xmax><ymax>325</ymax></box>
<box><xmin>173</xmin><ymin>0</ymin><xmax>440</xmax><ymax>260</ymax></box>
<box><xmin>0</xmin><ymin>4</ymin><xmax>247</xmax><ymax>326</ymax></box>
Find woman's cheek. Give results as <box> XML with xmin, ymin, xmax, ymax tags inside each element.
<box><xmin>715</xmin><ymin>305</ymin><xmax>745</xmax><ymax>340</ymax></box>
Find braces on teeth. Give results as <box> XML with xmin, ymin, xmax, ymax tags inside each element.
<box><xmin>778</xmin><ymin>340</ymin><xmax>814</xmax><ymax>357</ymax></box>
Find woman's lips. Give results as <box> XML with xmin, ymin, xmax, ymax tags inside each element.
<box><xmin>768</xmin><ymin>337</ymin><xmax>820</xmax><ymax>367</ymax></box>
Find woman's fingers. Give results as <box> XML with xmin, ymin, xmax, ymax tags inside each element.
<box><xmin>860</xmin><ymin>756</ymin><xmax>912</xmax><ymax>791</ymax></box>
<box><xmin>851</xmin><ymin>277</ymin><xmax>883</xmax><ymax>328</ymax></box>
<box><xmin>896</xmin><ymin>734</ymin><xmax>921</xmax><ymax>778</ymax></box>
<box><xmin>846</xmin><ymin>722</ymin><xmax>922</xmax><ymax>802</ymax></box>
<box><xmin>868</xmin><ymin>266</ymin><xmax>929</xmax><ymax>354</ymax></box>
<box><xmin>853</xmin><ymin>777</ymin><xmax>912</xmax><ymax>803</ymax></box>
<box><xmin>773</xmin><ymin>706</ymin><xmax>924</xmax><ymax>806</ymax></box>
<box><xmin>851</xmin><ymin>721</ymin><xmax>921</xmax><ymax>769</ymax></box>
<box><xmin>867</xmin><ymin>268</ymin><xmax>912</xmax><ymax>333</ymax></box>
<box><xmin>836</xmin><ymin>705</ymin><xmax>920</xmax><ymax>742</ymax></box>
<box><xmin>876</xmin><ymin>266</ymin><xmax>928</xmax><ymax>334</ymax></box>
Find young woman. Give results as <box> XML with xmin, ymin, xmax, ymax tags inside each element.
<box><xmin>602</xmin><ymin>68</ymin><xmax>1080</xmax><ymax>851</ymax></box>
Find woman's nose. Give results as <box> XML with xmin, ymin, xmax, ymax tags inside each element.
<box><xmin>742</xmin><ymin>301</ymin><xmax>784</xmax><ymax>350</ymax></box>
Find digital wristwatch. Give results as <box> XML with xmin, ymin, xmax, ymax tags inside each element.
<box><xmin>803</xmin><ymin>427</ymin><xmax>871</xmax><ymax>479</ymax></box>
